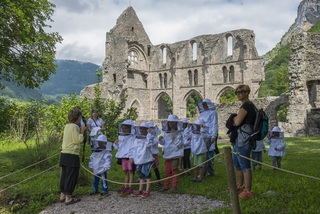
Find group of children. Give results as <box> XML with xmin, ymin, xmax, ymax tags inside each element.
<box><xmin>87</xmin><ymin>110</ymin><xmax>286</xmax><ymax>199</ymax></box>
<box><xmin>87</xmin><ymin>113</ymin><xmax>219</xmax><ymax>198</ymax></box>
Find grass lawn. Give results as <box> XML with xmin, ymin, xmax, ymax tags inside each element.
<box><xmin>1</xmin><ymin>136</ymin><xmax>320</xmax><ymax>213</ymax></box>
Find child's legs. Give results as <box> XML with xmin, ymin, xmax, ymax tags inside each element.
<box><xmin>93</xmin><ymin>175</ymin><xmax>100</xmax><ymax>190</ymax></box>
<box><xmin>164</xmin><ymin>160</ymin><xmax>172</xmax><ymax>189</ymax></box>
<box><xmin>171</xmin><ymin>158</ymin><xmax>179</xmax><ymax>189</ymax></box>
<box><xmin>199</xmin><ymin>166</ymin><xmax>204</xmax><ymax>180</ymax></box>
<box><xmin>101</xmin><ymin>172</ymin><xmax>108</xmax><ymax>192</ymax></box>
<box><xmin>154</xmin><ymin>167</ymin><xmax>161</xmax><ymax>180</ymax></box>
<box><xmin>138</xmin><ymin>178</ymin><xmax>144</xmax><ymax>191</ymax></box>
<box><xmin>122</xmin><ymin>159</ymin><xmax>133</xmax><ymax>187</ymax></box>
<box><xmin>251</xmin><ymin>152</ymin><xmax>258</xmax><ymax>166</ymax></box>
<box><xmin>272</xmin><ymin>156</ymin><xmax>277</xmax><ymax>167</ymax></box>
<box><xmin>145</xmin><ymin>178</ymin><xmax>151</xmax><ymax>192</ymax></box>
<box><xmin>276</xmin><ymin>157</ymin><xmax>282</xmax><ymax>168</ymax></box>
<box><xmin>183</xmin><ymin>148</ymin><xmax>191</xmax><ymax>169</ymax></box>
<box><xmin>257</xmin><ymin>152</ymin><xmax>263</xmax><ymax>166</ymax></box>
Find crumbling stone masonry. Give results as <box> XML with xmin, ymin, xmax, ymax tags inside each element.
<box><xmin>80</xmin><ymin>6</ymin><xmax>264</xmax><ymax>121</ymax></box>
<box><xmin>279</xmin><ymin>33</ymin><xmax>320</xmax><ymax>137</ymax></box>
<box><xmin>80</xmin><ymin>7</ymin><xmax>320</xmax><ymax>137</ymax></box>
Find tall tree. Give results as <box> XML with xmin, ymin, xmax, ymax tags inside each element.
<box><xmin>0</xmin><ymin>0</ymin><xmax>62</xmax><ymax>88</ymax></box>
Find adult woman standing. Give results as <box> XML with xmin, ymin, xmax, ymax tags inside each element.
<box><xmin>232</xmin><ymin>84</ymin><xmax>256</xmax><ymax>199</ymax></box>
<box><xmin>59</xmin><ymin>107</ymin><xmax>86</xmax><ymax>205</ymax></box>
<box><xmin>87</xmin><ymin>109</ymin><xmax>105</xmax><ymax>132</ymax></box>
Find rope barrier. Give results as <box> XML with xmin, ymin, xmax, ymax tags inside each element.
<box><xmin>232</xmin><ymin>151</ymin><xmax>320</xmax><ymax>181</ymax></box>
<box><xmin>81</xmin><ymin>153</ymin><xmax>223</xmax><ymax>185</ymax></box>
<box><xmin>0</xmin><ymin>153</ymin><xmax>59</xmax><ymax>181</ymax></box>
<box><xmin>2</xmin><ymin>148</ymin><xmax>319</xmax><ymax>194</ymax></box>
<box><xmin>0</xmin><ymin>164</ymin><xmax>59</xmax><ymax>194</ymax></box>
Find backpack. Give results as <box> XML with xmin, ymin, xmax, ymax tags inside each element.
<box><xmin>250</xmin><ymin>106</ymin><xmax>269</xmax><ymax>141</ymax></box>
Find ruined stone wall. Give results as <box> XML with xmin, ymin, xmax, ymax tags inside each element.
<box><xmin>279</xmin><ymin>33</ymin><xmax>320</xmax><ymax>136</ymax></box>
<box><xmin>80</xmin><ymin>6</ymin><xmax>265</xmax><ymax>122</ymax></box>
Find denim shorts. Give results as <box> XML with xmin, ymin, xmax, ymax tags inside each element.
<box><xmin>233</xmin><ymin>143</ymin><xmax>251</xmax><ymax>172</ymax></box>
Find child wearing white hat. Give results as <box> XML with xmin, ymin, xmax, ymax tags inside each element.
<box><xmin>129</xmin><ymin>122</ymin><xmax>154</xmax><ymax>198</ymax></box>
<box><xmin>88</xmin><ymin>134</ymin><xmax>112</xmax><ymax>195</ymax></box>
<box><xmin>181</xmin><ymin>118</ymin><xmax>192</xmax><ymax>175</ymax></box>
<box><xmin>158</xmin><ymin>114</ymin><xmax>184</xmax><ymax>192</ymax></box>
<box><xmin>190</xmin><ymin>119</ymin><xmax>209</xmax><ymax>182</ymax></box>
<box><xmin>197</xmin><ymin>98</ymin><xmax>218</xmax><ymax>176</ymax></box>
<box><xmin>266</xmin><ymin>126</ymin><xmax>286</xmax><ymax>169</ymax></box>
<box><xmin>114</xmin><ymin>119</ymin><xmax>136</xmax><ymax>195</ymax></box>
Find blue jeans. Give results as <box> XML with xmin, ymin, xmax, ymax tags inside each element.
<box><xmin>93</xmin><ymin>172</ymin><xmax>108</xmax><ymax>193</ymax></box>
<box><xmin>233</xmin><ymin>143</ymin><xmax>251</xmax><ymax>172</ymax></box>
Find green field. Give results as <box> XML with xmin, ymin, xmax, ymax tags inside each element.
<box><xmin>1</xmin><ymin>137</ymin><xmax>320</xmax><ymax>213</ymax></box>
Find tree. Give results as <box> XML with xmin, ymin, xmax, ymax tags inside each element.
<box><xmin>0</xmin><ymin>0</ymin><xmax>62</xmax><ymax>88</ymax></box>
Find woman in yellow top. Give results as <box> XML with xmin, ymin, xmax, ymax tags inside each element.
<box><xmin>59</xmin><ymin>107</ymin><xmax>86</xmax><ymax>205</ymax></box>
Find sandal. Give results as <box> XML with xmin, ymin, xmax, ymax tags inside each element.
<box><xmin>65</xmin><ymin>198</ymin><xmax>81</xmax><ymax>205</ymax></box>
<box><xmin>60</xmin><ymin>198</ymin><xmax>65</xmax><ymax>203</ymax></box>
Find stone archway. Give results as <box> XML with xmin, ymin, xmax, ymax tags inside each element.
<box><xmin>155</xmin><ymin>92</ymin><xmax>172</xmax><ymax>119</ymax></box>
<box><xmin>130</xmin><ymin>99</ymin><xmax>141</xmax><ymax>118</ymax></box>
<box><xmin>215</xmin><ymin>86</ymin><xmax>236</xmax><ymax>103</ymax></box>
<box><xmin>182</xmin><ymin>89</ymin><xmax>203</xmax><ymax>119</ymax></box>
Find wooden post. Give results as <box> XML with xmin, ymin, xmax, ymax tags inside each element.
<box><xmin>223</xmin><ymin>146</ymin><xmax>241</xmax><ymax>214</ymax></box>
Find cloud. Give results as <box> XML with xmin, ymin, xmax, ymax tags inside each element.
<box><xmin>49</xmin><ymin>0</ymin><xmax>302</xmax><ymax>65</ymax></box>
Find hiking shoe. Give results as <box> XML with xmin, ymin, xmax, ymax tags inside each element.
<box><xmin>141</xmin><ymin>191</ymin><xmax>150</xmax><ymax>198</ymax></box>
<box><xmin>90</xmin><ymin>189</ymin><xmax>99</xmax><ymax>195</ymax></box>
<box><xmin>124</xmin><ymin>187</ymin><xmax>133</xmax><ymax>195</ymax></box>
<box><xmin>226</xmin><ymin>184</ymin><xmax>244</xmax><ymax>192</ymax></box>
<box><xmin>100</xmin><ymin>191</ymin><xmax>109</xmax><ymax>196</ymax></box>
<box><xmin>169</xmin><ymin>188</ymin><xmax>177</xmax><ymax>193</ymax></box>
<box><xmin>239</xmin><ymin>189</ymin><xmax>255</xmax><ymax>199</ymax></box>
<box><xmin>158</xmin><ymin>187</ymin><xmax>169</xmax><ymax>193</ymax></box>
<box><xmin>131</xmin><ymin>190</ymin><xmax>143</xmax><ymax>197</ymax></box>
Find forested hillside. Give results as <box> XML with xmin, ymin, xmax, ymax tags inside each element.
<box><xmin>37</xmin><ymin>60</ymin><xmax>100</xmax><ymax>95</ymax></box>
<box><xmin>0</xmin><ymin>60</ymin><xmax>101</xmax><ymax>101</ymax></box>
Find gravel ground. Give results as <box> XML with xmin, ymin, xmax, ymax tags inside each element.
<box><xmin>39</xmin><ymin>191</ymin><xmax>227</xmax><ymax>214</ymax></box>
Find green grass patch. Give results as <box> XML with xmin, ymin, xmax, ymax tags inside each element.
<box><xmin>1</xmin><ymin>137</ymin><xmax>320</xmax><ymax>213</ymax></box>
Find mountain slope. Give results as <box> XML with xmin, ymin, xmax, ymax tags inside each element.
<box><xmin>38</xmin><ymin>60</ymin><xmax>101</xmax><ymax>95</ymax></box>
<box><xmin>0</xmin><ymin>60</ymin><xmax>101</xmax><ymax>101</ymax></box>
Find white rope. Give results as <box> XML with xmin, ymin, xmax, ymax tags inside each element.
<box><xmin>232</xmin><ymin>151</ymin><xmax>320</xmax><ymax>181</ymax></box>
<box><xmin>81</xmin><ymin>153</ymin><xmax>223</xmax><ymax>185</ymax></box>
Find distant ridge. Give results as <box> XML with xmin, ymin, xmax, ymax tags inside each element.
<box><xmin>0</xmin><ymin>59</ymin><xmax>101</xmax><ymax>101</ymax></box>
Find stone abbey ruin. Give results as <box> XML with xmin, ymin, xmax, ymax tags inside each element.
<box><xmin>81</xmin><ymin>6</ymin><xmax>320</xmax><ymax>137</ymax></box>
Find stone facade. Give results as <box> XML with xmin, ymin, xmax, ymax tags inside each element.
<box><xmin>80</xmin><ymin>7</ymin><xmax>320</xmax><ymax>137</ymax></box>
<box><xmin>80</xmin><ymin>6</ymin><xmax>264</xmax><ymax>121</ymax></box>
<box><xmin>279</xmin><ymin>33</ymin><xmax>320</xmax><ymax>136</ymax></box>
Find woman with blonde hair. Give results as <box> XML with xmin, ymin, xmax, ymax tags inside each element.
<box><xmin>232</xmin><ymin>84</ymin><xmax>256</xmax><ymax>199</ymax></box>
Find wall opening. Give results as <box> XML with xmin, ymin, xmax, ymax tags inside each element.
<box><xmin>192</xmin><ymin>42</ymin><xmax>198</xmax><ymax>61</ymax></box>
<box><xmin>188</xmin><ymin>70</ymin><xmax>192</xmax><ymax>86</ymax></box>
<box><xmin>159</xmin><ymin>73</ymin><xmax>163</xmax><ymax>89</ymax></box>
<box><xmin>227</xmin><ymin>36</ymin><xmax>233</xmax><ymax>56</ymax></box>
<box><xmin>158</xmin><ymin>94</ymin><xmax>172</xmax><ymax>119</ymax></box>
<box><xmin>162</xmin><ymin>47</ymin><xmax>167</xmax><ymax>64</ymax></box>
<box><xmin>194</xmin><ymin>69</ymin><xmax>198</xmax><ymax>86</ymax></box>
<box><xmin>164</xmin><ymin>73</ymin><xmax>168</xmax><ymax>89</ymax></box>
<box><xmin>223</xmin><ymin>66</ymin><xmax>228</xmax><ymax>83</ymax></box>
<box><xmin>229</xmin><ymin>65</ymin><xmax>234</xmax><ymax>82</ymax></box>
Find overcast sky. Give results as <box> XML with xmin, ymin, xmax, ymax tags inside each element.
<box><xmin>48</xmin><ymin>0</ymin><xmax>302</xmax><ymax>65</ymax></box>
